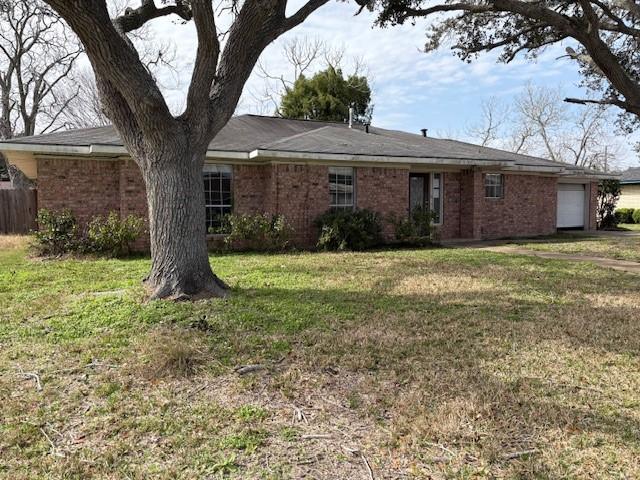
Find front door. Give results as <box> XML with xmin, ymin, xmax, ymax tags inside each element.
<box><xmin>409</xmin><ymin>174</ymin><xmax>428</xmax><ymax>211</ymax></box>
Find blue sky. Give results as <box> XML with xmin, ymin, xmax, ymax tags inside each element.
<box><xmin>150</xmin><ymin>1</ymin><xmax>638</xmax><ymax>168</ymax></box>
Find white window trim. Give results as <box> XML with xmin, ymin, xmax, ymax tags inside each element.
<box><xmin>484</xmin><ymin>173</ymin><xmax>504</xmax><ymax>199</ymax></box>
<box><xmin>203</xmin><ymin>164</ymin><xmax>233</xmax><ymax>230</ymax></box>
<box><xmin>329</xmin><ymin>166</ymin><xmax>356</xmax><ymax>210</ymax></box>
<box><xmin>430</xmin><ymin>172</ymin><xmax>443</xmax><ymax>226</ymax></box>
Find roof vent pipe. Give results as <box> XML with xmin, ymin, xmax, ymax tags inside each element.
<box><xmin>348</xmin><ymin>107</ymin><xmax>354</xmax><ymax>128</ymax></box>
<box><xmin>420</xmin><ymin>128</ymin><xmax>428</xmax><ymax>138</ymax></box>
<box><xmin>365</xmin><ymin>123</ymin><xmax>370</xmax><ymax>134</ymax></box>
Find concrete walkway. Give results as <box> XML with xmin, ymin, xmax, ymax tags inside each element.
<box><xmin>567</xmin><ymin>229</ymin><xmax>640</xmax><ymax>238</ymax></box>
<box><xmin>478</xmin><ymin>245</ymin><xmax>640</xmax><ymax>275</ymax></box>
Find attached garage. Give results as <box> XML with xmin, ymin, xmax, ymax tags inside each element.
<box><xmin>557</xmin><ymin>183</ymin><xmax>586</xmax><ymax>229</ymax></box>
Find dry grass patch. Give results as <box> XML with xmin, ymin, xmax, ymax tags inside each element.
<box><xmin>0</xmin><ymin>234</ymin><xmax>29</xmax><ymax>249</ymax></box>
<box><xmin>128</xmin><ymin>326</ymin><xmax>210</xmax><ymax>379</ymax></box>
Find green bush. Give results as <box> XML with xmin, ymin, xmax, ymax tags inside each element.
<box><xmin>32</xmin><ymin>209</ymin><xmax>78</xmax><ymax>256</ymax></box>
<box><xmin>597</xmin><ymin>179</ymin><xmax>621</xmax><ymax>229</ymax></box>
<box><xmin>315</xmin><ymin>209</ymin><xmax>383</xmax><ymax>251</ymax></box>
<box><xmin>85</xmin><ymin>212</ymin><xmax>144</xmax><ymax>257</ymax></box>
<box><xmin>214</xmin><ymin>213</ymin><xmax>294</xmax><ymax>252</ymax></box>
<box><xmin>634</xmin><ymin>209</ymin><xmax>640</xmax><ymax>224</ymax></box>
<box><xmin>615</xmin><ymin>208</ymin><xmax>635</xmax><ymax>224</ymax></box>
<box><xmin>389</xmin><ymin>206</ymin><xmax>435</xmax><ymax>246</ymax></box>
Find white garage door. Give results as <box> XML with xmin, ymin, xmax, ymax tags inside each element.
<box><xmin>557</xmin><ymin>183</ymin><xmax>585</xmax><ymax>228</ymax></box>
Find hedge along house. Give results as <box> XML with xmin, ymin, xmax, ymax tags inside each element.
<box><xmin>0</xmin><ymin>114</ymin><xmax>606</xmax><ymax>248</ymax></box>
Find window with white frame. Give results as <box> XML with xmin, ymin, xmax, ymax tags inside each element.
<box><xmin>484</xmin><ymin>173</ymin><xmax>504</xmax><ymax>198</ymax></box>
<box><xmin>431</xmin><ymin>173</ymin><xmax>442</xmax><ymax>224</ymax></box>
<box><xmin>329</xmin><ymin>166</ymin><xmax>355</xmax><ymax>210</ymax></box>
<box><xmin>409</xmin><ymin>172</ymin><xmax>444</xmax><ymax>225</ymax></box>
<box><xmin>203</xmin><ymin>164</ymin><xmax>232</xmax><ymax>231</ymax></box>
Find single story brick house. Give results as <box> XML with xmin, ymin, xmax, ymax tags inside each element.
<box><xmin>618</xmin><ymin>167</ymin><xmax>640</xmax><ymax>209</ymax></box>
<box><xmin>0</xmin><ymin>115</ymin><xmax>606</xmax><ymax>248</ymax></box>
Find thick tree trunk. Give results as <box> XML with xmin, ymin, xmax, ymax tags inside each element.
<box><xmin>140</xmin><ymin>143</ymin><xmax>229</xmax><ymax>300</ymax></box>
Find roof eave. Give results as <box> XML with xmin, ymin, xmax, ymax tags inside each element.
<box><xmin>502</xmin><ymin>165</ymin><xmax>565</xmax><ymax>174</ymax></box>
<box><xmin>560</xmin><ymin>170</ymin><xmax>618</xmax><ymax>180</ymax></box>
<box><xmin>250</xmin><ymin>149</ymin><xmax>513</xmax><ymax>167</ymax></box>
<box><xmin>0</xmin><ymin>142</ymin><xmax>92</xmax><ymax>155</ymax></box>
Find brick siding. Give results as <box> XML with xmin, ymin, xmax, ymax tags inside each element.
<box><xmin>480</xmin><ymin>174</ymin><xmax>558</xmax><ymax>239</ymax></box>
<box><xmin>38</xmin><ymin>158</ymin><xmax>120</xmax><ymax>228</ymax></box>
<box><xmin>36</xmin><ymin>157</ymin><xmax>595</xmax><ymax>249</ymax></box>
<box><xmin>356</xmin><ymin>167</ymin><xmax>408</xmax><ymax>238</ymax></box>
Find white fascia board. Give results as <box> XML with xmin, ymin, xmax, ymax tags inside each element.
<box><xmin>502</xmin><ymin>165</ymin><xmax>565</xmax><ymax>174</ymax></box>
<box><xmin>250</xmin><ymin>149</ymin><xmax>512</xmax><ymax>167</ymax></box>
<box><xmin>560</xmin><ymin>171</ymin><xmax>618</xmax><ymax>180</ymax></box>
<box><xmin>206</xmin><ymin>150</ymin><xmax>250</xmax><ymax>160</ymax></box>
<box><xmin>90</xmin><ymin>144</ymin><xmax>128</xmax><ymax>155</ymax></box>
<box><xmin>0</xmin><ymin>142</ymin><xmax>92</xmax><ymax>155</ymax></box>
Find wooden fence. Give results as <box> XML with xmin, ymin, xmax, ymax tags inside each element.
<box><xmin>0</xmin><ymin>188</ymin><xmax>37</xmax><ymax>234</ymax></box>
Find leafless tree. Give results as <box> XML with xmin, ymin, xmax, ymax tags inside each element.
<box><xmin>467</xmin><ymin>84</ymin><xmax>621</xmax><ymax>170</ymax></box>
<box><xmin>466</xmin><ymin>97</ymin><xmax>509</xmax><ymax>147</ymax></box>
<box><xmin>0</xmin><ymin>0</ymin><xmax>82</xmax><ymax>140</ymax></box>
<box><xmin>58</xmin><ymin>68</ymin><xmax>110</xmax><ymax>129</ymax></box>
<box><xmin>516</xmin><ymin>85</ymin><xmax>567</xmax><ymax>163</ymax></box>
<box><xmin>43</xmin><ymin>0</ymin><xmax>331</xmax><ymax>300</ymax></box>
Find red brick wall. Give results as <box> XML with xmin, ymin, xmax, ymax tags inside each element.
<box><xmin>36</xmin><ymin>157</ymin><xmax>580</xmax><ymax>248</ymax></box>
<box><xmin>356</xmin><ymin>167</ymin><xmax>408</xmax><ymax>238</ymax></box>
<box><xmin>480</xmin><ymin>174</ymin><xmax>558</xmax><ymax>239</ymax></box>
<box><xmin>439</xmin><ymin>172</ymin><xmax>462</xmax><ymax>239</ymax></box>
<box><xmin>233</xmin><ymin>164</ymin><xmax>271</xmax><ymax>215</ymax></box>
<box><xmin>38</xmin><ymin>158</ymin><xmax>120</xmax><ymax>230</ymax></box>
<box><xmin>588</xmin><ymin>181</ymin><xmax>598</xmax><ymax>230</ymax></box>
<box><xmin>458</xmin><ymin>169</ymin><xmax>484</xmax><ymax>240</ymax></box>
<box><xmin>268</xmin><ymin>163</ymin><xmax>329</xmax><ymax>246</ymax></box>
<box><xmin>119</xmin><ymin>160</ymin><xmax>149</xmax><ymax>250</ymax></box>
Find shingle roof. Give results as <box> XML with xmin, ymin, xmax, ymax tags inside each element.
<box><xmin>0</xmin><ymin>114</ymin><xmax>586</xmax><ymax>170</ymax></box>
<box><xmin>620</xmin><ymin>167</ymin><xmax>640</xmax><ymax>183</ymax></box>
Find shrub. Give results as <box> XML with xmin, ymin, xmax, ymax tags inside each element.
<box><xmin>315</xmin><ymin>209</ymin><xmax>383</xmax><ymax>251</ymax></box>
<box><xmin>32</xmin><ymin>209</ymin><xmax>78</xmax><ymax>255</ymax></box>
<box><xmin>634</xmin><ymin>209</ymin><xmax>640</xmax><ymax>224</ymax></box>
<box><xmin>85</xmin><ymin>212</ymin><xmax>144</xmax><ymax>257</ymax></box>
<box><xmin>615</xmin><ymin>208</ymin><xmax>635</xmax><ymax>224</ymax></box>
<box><xmin>389</xmin><ymin>206</ymin><xmax>435</xmax><ymax>246</ymax></box>
<box><xmin>215</xmin><ymin>213</ymin><xmax>294</xmax><ymax>252</ymax></box>
<box><xmin>597</xmin><ymin>179</ymin><xmax>620</xmax><ymax>229</ymax></box>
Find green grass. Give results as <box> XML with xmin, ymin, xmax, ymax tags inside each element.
<box><xmin>512</xmin><ymin>231</ymin><xmax>640</xmax><ymax>262</ymax></box>
<box><xmin>1</xmin><ymin>236</ymin><xmax>640</xmax><ymax>479</ymax></box>
<box><xmin>620</xmin><ymin>223</ymin><xmax>640</xmax><ymax>232</ymax></box>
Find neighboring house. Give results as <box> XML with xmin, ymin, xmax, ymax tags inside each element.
<box><xmin>618</xmin><ymin>167</ymin><xmax>640</xmax><ymax>209</ymax></box>
<box><xmin>0</xmin><ymin>115</ymin><xmax>606</xmax><ymax>248</ymax></box>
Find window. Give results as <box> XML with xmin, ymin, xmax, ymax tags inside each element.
<box><xmin>329</xmin><ymin>166</ymin><xmax>355</xmax><ymax>210</ymax></box>
<box><xmin>431</xmin><ymin>173</ymin><xmax>442</xmax><ymax>224</ymax></box>
<box><xmin>485</xmin><ymin>173</ymin><xmax>504</xmax><ymax>198</ymax></box>
<box><xmin>409</xmin><ymin>173</ymin><xmax>443</xmax><ymax>225</ymax></box>
<box><xmin>203</xmin><ymin>164</ymin><xmax>232</xmax><ymax>231</ymax></box>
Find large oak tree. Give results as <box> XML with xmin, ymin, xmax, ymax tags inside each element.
<box><xmin>43</xmin><ymin>0</ymin><xmax>330</xmax><ymax>300</ymax></box>
<box><xmin>360</xmin><ymin>0</ymin><xmax>640</xmax><ymax>127</ymax></box>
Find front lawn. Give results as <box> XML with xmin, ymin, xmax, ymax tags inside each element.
<box><xmin>1</xmin><ymin>237</ymin><xmax>640</xmax><ymax>479</ymax></box>
<box><xmin>620</xmin><ymin>223</ymin><xmax>640</xmax><ymax>232</ymax></box>
<box><xmin>512</xmin><ymin>232</ymin><xmax>640</xmax><ymax>262</ymax></box>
